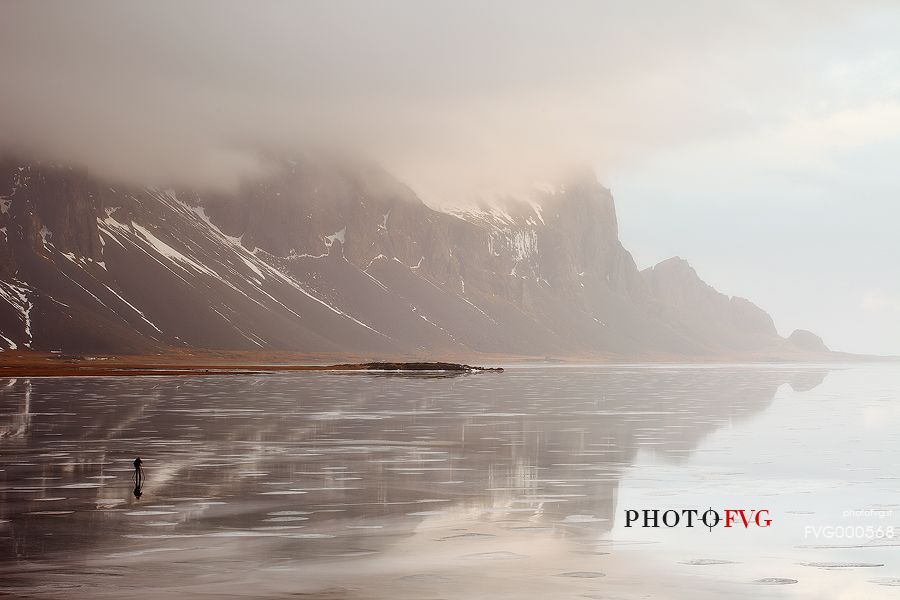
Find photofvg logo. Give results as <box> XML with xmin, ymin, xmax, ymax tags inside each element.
<box><xmin>625</xmin><ymin>508</ymin><xmax>772</xmax><ymax>531</ymax></box>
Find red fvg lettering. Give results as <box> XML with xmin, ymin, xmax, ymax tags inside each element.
<box><xmin>724</xmin><ymin>509</ymin><xmax>772</xmax><ymax>528</ymax></box>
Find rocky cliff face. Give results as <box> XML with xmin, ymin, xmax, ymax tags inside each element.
<box><xmin>641</xmin><ymin>257</ymin><xmax>780</xmax><ymax>353</ymax></box>
<box><xmin>787</xmin><ymin>329</ymin><xmax>829</xmax><ymax>353</ymax></box>
<box><xmin>0</xmin><ymin>157</ymin><xmax>825</xmax><ymax>357</ymax></box>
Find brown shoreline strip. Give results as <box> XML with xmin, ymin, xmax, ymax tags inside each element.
<box><xmin>0</xmin><ymin>361</ymin><xmax>504</xmax><ymax>378</ymax></box>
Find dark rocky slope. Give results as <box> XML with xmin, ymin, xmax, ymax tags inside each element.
<box><xmin>0</xmin><ymin>157</ymin><xmax>827</xmax><ymax>358</ymax></box>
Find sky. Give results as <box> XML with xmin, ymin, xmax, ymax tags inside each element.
<box><xmin>1</xmin><ymin>1</ymin><xmax>898</xmax><ymax>354</ymax></box>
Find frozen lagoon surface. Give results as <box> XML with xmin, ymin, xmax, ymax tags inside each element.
<box><xmin>1</xmin><ymin>364</ymin><xmax>899</xmax><ymax>599</ymax></box>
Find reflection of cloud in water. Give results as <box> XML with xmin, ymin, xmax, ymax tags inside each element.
<box><xmin>0</xmin><ymin>366</ymin><xmax>831</xmax><ymax>597</ymax></box>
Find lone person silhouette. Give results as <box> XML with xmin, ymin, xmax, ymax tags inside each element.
<box><xmin>133</xmin><ymin>457</ymin><xmax>144</xmax><ymax>488</ymax></box>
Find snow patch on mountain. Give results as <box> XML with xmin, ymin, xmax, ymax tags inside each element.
<box><xmin>184</xmin><ymin>203</ymin><xmax>244</xmax><ymax>247</ymax></box>
<box><xmin>0</xmin><ymin>280</ymin><xmax>33</xmax><ymax>349</ymax></box>
<box><xmin>324</xmin><ymin>228</ymin><xmax>346</xmax><ymax>247</ymax></box>
<box><xmin>102</xmin><ymin>284</ymin><xmax>162</xmax><ymax>333</ymax></box>
<box><xmin>132</xmin><ymin>223</ymin><xmax>217</xmax><ymax>277</ymax></box>
<box><xmin>487</xmin><ymin>228</ymin><xmax>537</xmax><ymax>262</ymax></box>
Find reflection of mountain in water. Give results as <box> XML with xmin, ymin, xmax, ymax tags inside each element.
<box><xmin>0</xmin><ymin>367</ymin><xmax>828</xmax><ymax>571</ymax></box>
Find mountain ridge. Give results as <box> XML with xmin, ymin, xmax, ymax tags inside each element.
<box><xmin>0</xmin><ymin>156</ymin><xmax>831</xmax><ymax>358</ymax></box>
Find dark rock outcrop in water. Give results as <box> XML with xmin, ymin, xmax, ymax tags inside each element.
<box><xmin>0</xmin><ymin>156</ymin><xmax>829</xmax><ymax>358</ymax></box>
<box><xmin>351</xmin><ymin>362</ymin><xmax>503</xmax><ymax>372</ymax></box>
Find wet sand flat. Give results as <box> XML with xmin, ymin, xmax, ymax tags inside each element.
<box><xmin>1</xmin><ymin>364</ymin><xmax>899</xmax><ymax>598</ymax></box>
